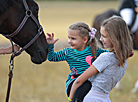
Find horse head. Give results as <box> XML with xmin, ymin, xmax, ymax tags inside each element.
<box><xmin>0</xmin><ymin>0</ymin><xmax>48</xmax><ymax>64</ymax></box>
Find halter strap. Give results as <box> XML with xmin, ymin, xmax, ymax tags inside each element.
<box><xmin>2</xmin><ymin>0</ymin><xmax>43</xmax><ymax>59</ymax></box>
<box><xmin>4</xmin><ymin>1</ymin><xmax>44</xmax><ymax>102</ymax></box>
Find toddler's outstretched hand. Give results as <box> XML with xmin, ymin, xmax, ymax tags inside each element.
<box><xmin>46</xmin><ymin>33</ymin><xmax>59</xmax><ymax>44</ymax></box>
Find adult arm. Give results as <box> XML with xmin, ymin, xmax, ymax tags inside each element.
<box><xmin>0</xmin><ymin>44</ymin><xmax>20</xmax><ymax>55</ymax></box>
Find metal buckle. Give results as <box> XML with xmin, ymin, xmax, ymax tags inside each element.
<box><xmin>38</xmin><ymin>25</ymin><xmax>43</xmax><ymax>35</ymax></box>
<box><xmin>26</xmin><ymin>10</ymin><xmax>32</xmax><ymax>17</ymax></box>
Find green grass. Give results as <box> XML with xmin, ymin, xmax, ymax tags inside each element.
<box><xmin>0</xmin><ymin>1</ymin><xmax>138</xmax><ymax>102</ymax></box>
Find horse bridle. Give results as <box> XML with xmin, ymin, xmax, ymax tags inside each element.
<box><xmin>2</xmin><ymin>0</ymin><xmax>43</xmax><ymax>59</ymax></box>
<box><xmin>2</xmin><ymin>0</ymin><xmax>44</xmax><ymax>102</ymax></box>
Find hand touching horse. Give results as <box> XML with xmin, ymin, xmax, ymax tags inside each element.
<box><xmin>0</xmin><ymin>0</ymin><xmax>48</xmax><ymax>64</ymax></box>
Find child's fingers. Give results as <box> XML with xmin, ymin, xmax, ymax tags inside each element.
<box><xmin>46</xmin><ymin>33</ymin><xmax>52</xmax><ymax>39</ymax></box>
<box><xmin>52</xmin><ymin>33</ymin><xmax>54</xmax><ymax>38</ymax></box>
<box><xmin>54</xmin><ymin>38</ymin><xmax>59</xmax><ymax>43</ymax></box>
<box><xmin>46</xmin><ymin>33</ymin><xmax>51</xmax><ymax>37</ymax></box>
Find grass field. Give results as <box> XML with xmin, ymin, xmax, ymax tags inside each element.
<box><xmin>0</xmin><ymin>1</ymin><xmax>138</xmax><ymax>102</ymax></box>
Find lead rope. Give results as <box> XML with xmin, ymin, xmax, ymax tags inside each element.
<box><xmin>5</xmin><ymin>38</ymin><xmax>15</xmax><ymax>102</ymax></box>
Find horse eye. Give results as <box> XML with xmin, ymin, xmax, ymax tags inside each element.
<box><xmin>36</xmin><ymin>8</ymin><xmax>38</xmax><ymax>11</ymax></box>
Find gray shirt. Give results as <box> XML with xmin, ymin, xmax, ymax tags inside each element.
<box><xmin>89</xmin><ymin>52</ymin><xmax>127</xmax><ymax>94</ymax></box>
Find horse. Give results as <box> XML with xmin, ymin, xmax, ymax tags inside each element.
<box><xmin>0</xmin><ymin>0</ymin><xmax>48</xmax><ymax>64</ymax></box>
<box><xmin>93</xmin><ymin>9</ymin><xmax>138</xmax><ymax>50</ymax></box>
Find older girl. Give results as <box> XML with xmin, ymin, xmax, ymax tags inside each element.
<box><xmin>69</xmin><ymin>16</ymin><xmax>133</xmax><ymax>102</ymax></box>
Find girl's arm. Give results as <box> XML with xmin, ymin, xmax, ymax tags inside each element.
<box><xmin>46</xmin><ymin>33</ymin><xmax>66</xmax><ymax>61</ymax></box>
<box><xmin>47</xmin><ymin>44</ymin><xmax>67</xmax><ymax>61</ymax></box>
<box><xmin>69</xmin><ymin>65</ymin><xmax>98</xmax><ymax>101</ymax></box>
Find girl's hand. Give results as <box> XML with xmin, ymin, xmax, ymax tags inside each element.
<box><xmin>135</xmin><ymin>7</ymin><xmax>138</xmax><ymax>13</ymax></box>
<box><xmin>68</xmin><ymin>97</ymin><xmax>73</xmax><ymax>102</ymax></box>
<box><xmin>46</xmin><ymin>33</ymin><xmax>59</xmax><ymax>44</ymax></box>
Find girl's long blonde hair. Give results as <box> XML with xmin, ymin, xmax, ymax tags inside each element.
<box><xmin>101</xmin><ymin>16</ymin><xmax>133</xmax><ymax>67</ymax></box>
<box><xmin>69</xmin><ymin>22</ymin><xmax>97</xmax><ymax>58</ymax></box>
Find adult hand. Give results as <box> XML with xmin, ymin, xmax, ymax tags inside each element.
<box><xmin>13</xmin><ymin>44</ymin><xmax>20</xmax><ymax>52</ymax></box>
<box><xmin>46</xmin><ymin>33</ymin><xmax>59</xmax><ymax>44</ymax></box>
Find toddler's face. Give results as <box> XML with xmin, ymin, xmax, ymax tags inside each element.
<box><xmin>68</xmin><ymin>29</ymin><xmax>87</xmax><ymax>51</ymax></box>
